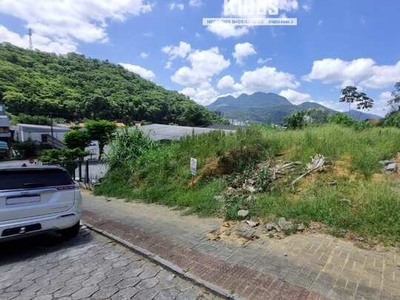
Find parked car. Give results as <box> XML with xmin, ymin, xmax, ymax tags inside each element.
<box><xmin>0</xmin><ymin>165</ymin><xmax>81</xmax><ymax>241</ymax></box>
<box><xmin>0</xmin><ymin>141</ymin><xmax>9</xmax><ymax>159</ymax></box>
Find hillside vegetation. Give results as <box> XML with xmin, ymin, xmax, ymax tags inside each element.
<box><xmin>96</xmin><ymin>123</ymin><xmax>400</xmax><ymax>246</ymax></box>
<box><xmin>0</xmin><ymin>43</ymin><xmax>225</xmax><ymax>126</ymax></box>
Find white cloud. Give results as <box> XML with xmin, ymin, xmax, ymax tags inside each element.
<box><xmin>207</xmin><ymin>22</ymin><xmax>250</xmax><ymax>39</ymax></box>
<box><xmin>171</xmin><ymin>47</ymin><xmax>230</xmax><ymax>87</ymax></box>
<box><xmin>169</xmin><ymin>2</ymin><xmax>184</xmax><ymax>10</ymax></box>
<box><xmin>0</xmin><ymin>0</ymin><xmax>152</xmax><ymax>53</ymax></box>
<box><xmin>217</xmin><ymin>75</ymin><xmax>242</xmax><ymax>91</ymax></box>
<box><xmin>181</xmin><ymin>82</ymin><xmax>219</xmax><ymax>105</ymax></box>
<box><xmin>233</xmin><ymin>42</ymin><xmax>256</xmax><ymax>64</ymax></box>
<box><xmin>240</xmin><ymin>66</ymin><xmax>299</xmax><ymax>92</ymax></box>
<box><xmin>119</xmin><ymin>63</ymin><xmax>155</xmax><ymax>80</ymax></box>
<box><xmin>0</xmin><ymin>25</ymin><xmax>76</xmax><ymax>54</ymax></box>
<box><xmin>304</xmin><ymin>58</ymin><xmax>400</xmax><ymax>89</ymax></box>
<box><xmin>140</xmin><ymin>52</ymin><xmax>149</xmax><ymax>59</ymax></box>
<box><xmin>162</xmin><ymin>41</ymin><xmax>192</xmax><ymax>60</ymax></box>
<box><xmin>279</xmin><ymin>89</ymin><xmax>312</xmax><ymax>104</ymax></box>
<box><xmin>189</xmin><ymin>0</ymin><xmax>203</xmax><ymax>7</ymax></box>
<box><xmin>257</xmin><ymin>57</ymin><xmax>272</xmax><ymax>65</ymax></box>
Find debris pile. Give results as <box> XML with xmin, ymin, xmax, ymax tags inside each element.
<box><xmin>206</xmin><ymin>217</ymin><xmax>309</xmax><ymax>246</ymax></box>
<box><xmin>380</xmin><ymin>160</ymin><xmax>398</xmax><ymax>173</ymax></box>
<box><xmin>291</xmin><ymin>154</ymin><xmax>327</xmax><ymax>190</ymax></box>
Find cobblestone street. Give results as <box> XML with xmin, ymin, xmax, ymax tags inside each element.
<box><xmin>0</xmin><ymin>227</ymin><xmax>220</xmax><ymax>300</ymax></box>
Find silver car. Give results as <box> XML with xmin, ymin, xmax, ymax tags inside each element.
<box><xmin>0</xmin><ymin>165</ymin><xmax>82</xmax><ymax>241</ymax></box>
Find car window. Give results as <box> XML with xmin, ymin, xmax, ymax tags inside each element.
<box><xmin>0</xmin><ymin>169</ymin><xmax>73</xmax><ymax>190</ymax></box>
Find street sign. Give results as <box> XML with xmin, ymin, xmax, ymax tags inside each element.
<box><xmin>190</xmin><ymin>158</ymin><xmax>197</xmax><ymax>176</ymax></box>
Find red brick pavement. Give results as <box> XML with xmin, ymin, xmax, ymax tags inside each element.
<box><xmin>83</xmin><ymin>210</ymin><xmax>326</xmax><ymax>300</ymax></box>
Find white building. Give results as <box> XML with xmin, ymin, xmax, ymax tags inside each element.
<box><xmin>13</xmin><ymin>124</ymin><xmax>70</xmax><ymax>146</ymax></box>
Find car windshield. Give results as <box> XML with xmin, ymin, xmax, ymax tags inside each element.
<box><xmin>0</xmin><ymin>169</ymin><xmax>73</xmax><ymax>190</ymax></box>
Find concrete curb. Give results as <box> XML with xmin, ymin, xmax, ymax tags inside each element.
<box><xmin>83</xmin><ymin>221</ymin><xmax>243</xmax><ymax>300</ymax></box>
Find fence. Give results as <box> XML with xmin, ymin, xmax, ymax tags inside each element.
<box><xmin>43</xmin><ymin>159</ymin><xmax>108</xmax><ymax>185</ymax></box>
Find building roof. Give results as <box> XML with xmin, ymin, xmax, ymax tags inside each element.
<box><xmin>139</xmin><ymin>124</ymin><xmax>234</xmax><ymax>141</ymax></box>
<box><xmin>0</xmin><ymin>116</ymin><xmax>10</xmax><ymax>127</ymax></box>
<box><xmin>16</xmin><ymin>123</ymin><xmax>70</xmax><ymax>131</ymax></box>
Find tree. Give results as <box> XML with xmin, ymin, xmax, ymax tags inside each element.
<box><xmin>340</xmin><ymin>86</ymin><xmax>374</xmax><ymax>114</ymax></box>
<box><xmin>85</xmin><ymin>120</ymin><xmax>117</xmax><ymax>159</ymax></box>
<box><xmin>388</xmin><ymin>82</ymin><xmax>400</xmax><ymax>111</ymax></box>
<box><xmin>340</xmin><ymin>86</ymin><xmax>359</xmax><ymax>112</ymax></box>
<box><xmin>64</xmin><ymin>129</ymin><xmax>90</xmax><ymax>151</ymax></box>
<box><xmin>356</xmin><ymin>92</ymin><xmax>374</xmax><ymax>111</ymax></box>
<box><xmin>39</xmin><ymin>148</ymin><xmax>88</xmax><ymax>175</ymax></box>
<box><xmin>284</xmin><ymin>110</ymin><xmax>307</xmax><ymax>129</ymax></box>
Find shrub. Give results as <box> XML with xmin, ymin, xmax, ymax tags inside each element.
<box><xmin>106</xmin><ymin>128</ymin><xmax>159</xmax><ymax>170</ymax></box>
<box><xmin>13</xmin><ymin>139</ymin><xmax>40</xmax><ymax>158</ymax></box>
<box><xmin>284</xmin><ymin>110</ymin><xmax>308</xmax><ymax>129</ymax></box>
<box><xmin>329</xmin><ymin>112</ymin><xmax>372</xmax><ymax>130</ymax></box>
<box><xmin>380</xmin><ymin>110</ymin><xmax>400</xmax><ymax>128</ymax></box>
<box><xmin>64</xmin><ymin>130</ymin><xmax>90</xmax><ymax>150</ymax></box>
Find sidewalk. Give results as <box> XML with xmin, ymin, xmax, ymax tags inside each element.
<box><xmin>82</xmin><ymin>191</ymin><xmax>400</xmax><ymax>300</ymax></box>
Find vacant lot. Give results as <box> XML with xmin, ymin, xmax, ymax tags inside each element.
<box><xmin>96</xmin><ymin>125</ymin><xmax>400</xmax><ymax>247</ymax></box>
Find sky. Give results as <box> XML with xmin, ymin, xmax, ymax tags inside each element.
<box><xmin>0</xmin><ymin>0</ymin><xmax>399</xmax><ymax>116</ymax></box>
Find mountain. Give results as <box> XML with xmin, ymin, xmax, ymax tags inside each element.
<box><xmin>0</xmin><ymin>43</ymin><xmax>226</xmax><ymax>127</ymax></box>
<box><xmin>209</xmin><ymin>92</ymin><xmax>292</xmax><ymax>110</ymax></box>
<box><xmin>345</xmin><ymin>110</ymin><xmax>381</xmax><ymax>121</ymax></box>
<box><xmin>208</xmin><ymin>92</ymin><xmax>380</xmax><ymax>124</ymax></box>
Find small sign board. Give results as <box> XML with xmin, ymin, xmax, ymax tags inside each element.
<box><xmin>190</xmin><ymin>158</ymin><xmax>197</xmax><ymax>176</ymax></box>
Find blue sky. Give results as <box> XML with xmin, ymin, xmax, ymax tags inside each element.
<box><xmin>0</xmin><ymin>0</ymin><xmax>399</xmax><ymax>116</ymax></box>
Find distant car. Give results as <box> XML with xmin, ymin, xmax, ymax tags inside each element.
<box><xmin>0</xmin><ymin>165</ymin><xmax>82</xmax><ymax>241</ymax></box>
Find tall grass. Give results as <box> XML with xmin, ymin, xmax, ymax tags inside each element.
<box><xmin>106</xmin><ymin>128</ymin><xmax>159</xmax><ymax>170</ymax></box>
<box><xmin>262</xmin><ymin>125</ymin><xmax>400</xmax><ymax>176</ymax></box>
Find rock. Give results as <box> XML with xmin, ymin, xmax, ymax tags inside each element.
<box><xmin>297</xmin><ymin>223</ymin><xmax>305</xmax><ymax>232</ymax></box>
<box><xmin>235</xmin><ymin>224</ymin><xmax>255</xmax><ymax>239</ymax></box>
<box><xmin>284</xmin><ymin>253</ymin><xmax>288</xmax><ymax>257</ymax></box>
<box><xmin>385</xmin><ymin>163</ymin><xmax>398</xmax><ymax>172</ymax></box>
<box><xmin>245</xmin><ymin>220</ymin><xmax>259</xmax><ymax>227</ymax></box>
<box><xmin>278</xmin><ymin>217</ymin><xmax>293</xmax><ymax>231</ymax></box>
<box><xmin>237</xmin><ymin>210</ymin><xmax>249</xmax><ymax>218</ymax></box>
<box><xmin>265</xmin><ymin>223</ymin><xmax>277</xmax><ymax>231</ymax></box>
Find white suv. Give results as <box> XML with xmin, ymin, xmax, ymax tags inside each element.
<box><xmin>0</xmin><ymin>165</ymin><xmax>82</xmax><ymax>241</ymax></box>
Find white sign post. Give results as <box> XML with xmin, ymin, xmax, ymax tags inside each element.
<box><xmin>190</xmin><ymin>158</ymin><xmax>197</xmax><ymax>177</ymax></box>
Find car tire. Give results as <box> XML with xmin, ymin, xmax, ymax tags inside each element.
<box><xmin>60</xmin><ymin>222</ymin><xmax>80</xmax><ymax>239</ymax></box>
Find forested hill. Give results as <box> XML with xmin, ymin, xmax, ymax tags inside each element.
<box><xmin>0</xmin><ymin>43</ymin><xmax>226</xmax><ymax>126</ymax></box>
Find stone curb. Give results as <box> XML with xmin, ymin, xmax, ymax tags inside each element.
<box><xmin>82</xmin><ymin>221</ymin><xmax>243</xmax><ymax>300</ymax></box>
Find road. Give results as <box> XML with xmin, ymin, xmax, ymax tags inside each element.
<box><xmin>0</xmin><ymin>226</ymin><xmax>220</xmax><ymax>300</ymax></box>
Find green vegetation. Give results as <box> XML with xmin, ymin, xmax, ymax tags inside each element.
<box><xmin>85</xmin><ymin>120</ymin><xmax>117</xmax><ymax>158</ymax></box>
<box><xmin>95</xmin><ymin>124</ymin><xmax>400</xmax><ymax>245</ymax></box>
<box><xmin>64</xmin><ymin>130</ymin><xmax>90</xmax><ymax>151</ymax></box>
<box><xmin>39</xmin><ymin>148</ymin><xmax>88</xmax><ymax>174</ymax></box>
<box><xmin>10</xmin><ymin>114</ymin><xmax>54</xmax><ymax>125</ymax></box>
<box><xmin>13</xmin><ymin>139</ymin><xmax>40</xmax><ymax>159</ymax></box>
<box><xmin>0</xmin><ymin>43</ymin><xmax>226</xmax><ymax>126</ymax></box>
<box><xmin>340</xmin><ymin>86</ymin><xmax>374</xmax><ymax>112</ymax></box>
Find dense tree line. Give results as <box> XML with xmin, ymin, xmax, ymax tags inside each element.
<box><xmin>0</xmin><ymin>43</ymin><xmax>226</xmax><ymax>126</ymax></box>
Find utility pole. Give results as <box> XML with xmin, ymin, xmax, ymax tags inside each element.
<box><xmin>28</xmin><ymin>28</ymin><xmax>33</xmax><ymax>50</ymax></box>
<box><xmin>50</xmin><ymin>113</ymin><xmax>54</xmax><ymax>148</ymax></box>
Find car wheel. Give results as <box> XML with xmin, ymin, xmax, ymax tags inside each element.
<box><xmin>60</xmin><ymin>222</ymin><xmax>80</xmax><ymax>239</ymax></box>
